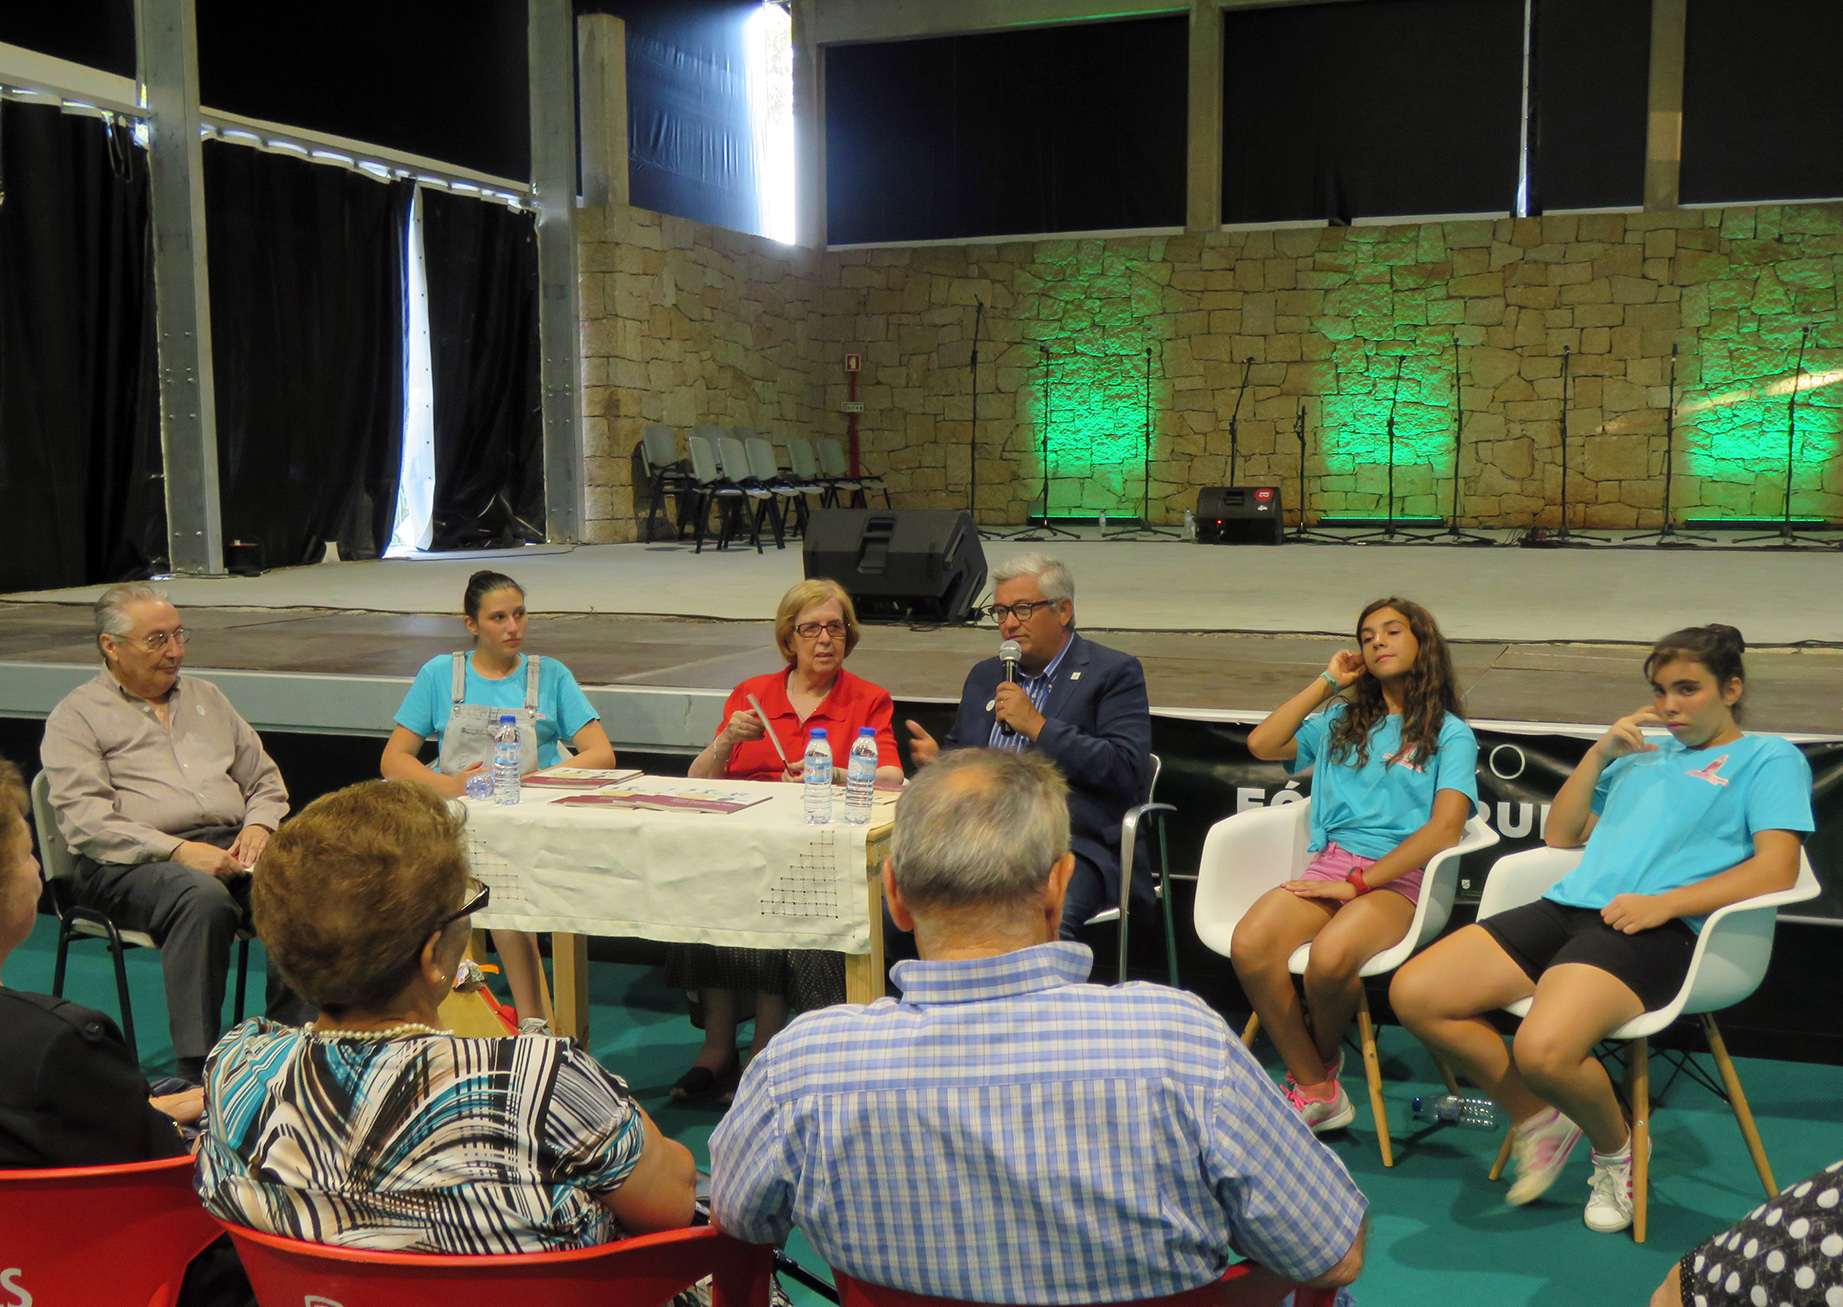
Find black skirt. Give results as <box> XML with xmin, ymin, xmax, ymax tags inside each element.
<box><xmin>662</xmin><ymin>944</ymin><xmax>845</xmax><ymax>1013</ymax></box>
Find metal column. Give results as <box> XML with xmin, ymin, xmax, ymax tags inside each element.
<box><xmin>530</xmin><ymin>0</ymin><xmax>585</xmax><ymax>542</ymax></box>
<box><xmin>135</xmin><ymin>0</ymin><xmax>224</xmax><ymax>575</ymax></box>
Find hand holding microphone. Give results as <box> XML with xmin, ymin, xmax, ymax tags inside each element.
<box><xmin>997</xmin><ymin>639</ymin><xmax>1022</xmax><ymax>738</ymax></box>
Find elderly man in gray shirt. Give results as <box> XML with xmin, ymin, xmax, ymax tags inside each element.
<box><xmin>41</xmin><ymin>582</ymin><xmax>303</xmax><ymax>1082</ymax></box>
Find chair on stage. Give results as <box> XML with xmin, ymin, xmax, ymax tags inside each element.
<box><xmin>832</xmin><ymin>1264</ymin><xmax>1337</xmax><ymax>1307</ymax></box>
<box><xmin>756</xmin><ymin>436</ymin><xmax>825</xmax><ymax>535</ymax></box>
<box><xmin>0</xmin><ymin>1154</ymin><xmax>220</xmax><ymax>1307</ymax></box>
<box><xmin>717</xmin><ymin>434</ymin><xmax>784</xmax><ymax>550</ymax></box>
<box><xmin>1192</xmin><ymin>797</ymin><xmax>1499</xmax><ymax>1166</ymax></box>
<box><xmin>1079</xmin><ymin>754</ymin><xmax>1181</xmax><ymax>987</ymax></box>
<box><xmin>639</xmin><ymin>424</ymin><xmax>695</xmax><ymax>543</ymax></box>
<box><xmin>218</xmin><ymin>1221</ymin><xmax>774</xmax><ymax>1307</ymax></box>
<box><xmin>1474</xmin><ymin>844</ymin><xmax>1820</xmax><ymax>1242</ymax></box>
<box><xmin>746</xmin><ymin>437</ymin><xmax>809</xmax><ymax>538</ymax></box>
<box><xmin>687</xmin><ymin>433</ymin><xmax>749</xmax><ymax>554</ymax></box>
<box><xmin>35</xmin><ymin>770</ymin><xmax>253</xmax><ymax>1060</ymax></box>
<box><xmin>788</xmin><ymin>436</ymin><xmax>847</xmax><ymax>508</ymax></box>
<box><xmin>818</xmin><ymin>437</ymin><xmax>890</xmax><ymax>508</ymax></box>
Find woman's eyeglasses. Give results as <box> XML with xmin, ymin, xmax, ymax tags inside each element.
<box><xmin>432</xmin><ymin>878</ymin><xmax>490</xmax><ymax>935</ymax></box>
<box><xmin>793</xmin><ymin>621</ymin><xmax>848</xmax><ymax>640</ymax></box>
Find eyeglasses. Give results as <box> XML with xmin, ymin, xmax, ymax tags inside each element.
<box><xmin>793</xmin><ymin>621</ymin><xmax>849</xmax><ymax>640</ymax></box>
<box><xmin>120</xmin><ymin>628</ymin><xmax>190</xmax><ymax>651</ymax></box>
<box><xmin>985</xmin><ymin>601</ymin><xmax>1057</xmax><ymax>623</ymax></box>
<box><xmin>432</xmin><ymin>878</ymin><xmax>490</xmax><ymax>936</ymax></box>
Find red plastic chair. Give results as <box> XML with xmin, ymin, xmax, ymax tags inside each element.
<box><xmin>0</xmin><ymin>1154</ymin><xmax>220</xmax><ymax>1307</ymax></box>
<box><xmin>217</xmin><ymin>1220</ymin><xmax>774</xmax><ymax>1307</ymax></box>
<box><xmin>832</xmin><ymin>1265</ymin><xmax>1337</xmax><ymax>1307</ymax></box>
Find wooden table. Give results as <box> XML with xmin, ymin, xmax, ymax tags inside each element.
<box><xmin>460</xmin><ymin>778</ymin><xmax>893</xmax><ymax>1044</ymax></box>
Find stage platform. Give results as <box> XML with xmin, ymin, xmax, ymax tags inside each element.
<box><xmin>0</xmin><ymin>536</ymin><xmax>1840</xmax><ymax>745</ymax></box>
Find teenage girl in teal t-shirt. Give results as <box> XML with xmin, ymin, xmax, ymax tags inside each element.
<box><xmin>1393</xmin><ymin>624</ymin><xmax>1813</xmax><ymax>1235</ymax></box>
<box><xmin>381</xmin><ymin>570</ymin><xmax>619</xmax><ymax>1028</ymax></box>
<box><xmin>1235</xmin><ymin>597</ymin><xmax>1478</xmax><ymax>1135</ymax></box>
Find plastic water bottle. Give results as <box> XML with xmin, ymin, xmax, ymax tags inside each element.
<box><xmin>803</xmin><ymin>728</ymin><xmax>833</xmax><ymax>824</ymax></box>
<box><xmin>843</xmin><ymin>727</ymin><xmax>878</xmax><ymax>824</ymax></box>
<box><xmin>1183</xmin><ymin>507</ymin><xmax>1196</xmax><ymax>540</ymax></box>
<box><xmin>1410</xmin><ymin>1094</ymin><xmax>1504</xmax><ymax>1130</ymax></box>
<box><xmin>492</xmin><ymin>713</ymin><xmax>521</xmax><ymax>805</ymax></box>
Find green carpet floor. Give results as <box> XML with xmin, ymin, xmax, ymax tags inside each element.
<box><xmin>18</xmin><ymin>916</ymin><xmax>1841</xmax><ymax>1307</ymax></box>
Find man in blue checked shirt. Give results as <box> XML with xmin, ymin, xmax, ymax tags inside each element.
<box><xmin>710</xmin><ymin>749</ymin><xmax>1367</xmax><ymax>1304</ymax></box>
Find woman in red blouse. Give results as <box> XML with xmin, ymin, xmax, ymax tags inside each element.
<box><xmin>668</xmin><ymin>579</ymin><xmax>901</xmax><ymax>1102</ymax></box>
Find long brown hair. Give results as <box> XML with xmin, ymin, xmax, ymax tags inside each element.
<box><xmin>1326</xmin><ymin>597</ymin><xmax>1463</xmax><ymax>769</ymax></box>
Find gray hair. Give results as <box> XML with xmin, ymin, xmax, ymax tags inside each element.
<box><xmin>990</xmin><ymin>553</ymin><xmax>1073</xmax><ymax>603</ymax></box>
<box><xmin>891</xmin><ymin>749</ymin><xmax>1071</xmax><ymax>911</ymax></box>
<box><xmin>94</xmin><ymin>582</ymin><xmax>173</xmax><ymax>653</ymax></box>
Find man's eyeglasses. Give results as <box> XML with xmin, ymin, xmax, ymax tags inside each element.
<box><xmin>793</xmin><ymin>621</ymin><xmax>848</xmax><ymax>640</ymax></box>
<box><xmin>985</xmin><ymin>601</ymin><xmax>1057</xmax><ymax>623</ymax></box>
<box><xmin>432</xmin><ymin>878</ymin><xmax>490</xmax><ymax>936</ymax></box>
<box><xmin>120</xmin><ymin>628</ymin><xmax>190</xmax><ymax>652</ymax></box>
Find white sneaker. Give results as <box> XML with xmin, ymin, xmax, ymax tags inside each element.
<box><xmin>1505</xmin><ymin>1107</ymin><xmax>1584</xmax><ymax>1205</ymax></box>
<box><xmin>1283</xmin><ymin>1053</ymin><xmax>1356</xmax><ymax>1133</ymax></box>
<box><xmin>517</xmin><ymin>1016</ymin><xmax>555</xmax><ymax>1036</ymax></box>
<box><xmin>1584</xmin><ymin>1139</ymin><xmax>1640</xmax><ymax>1233</ymax></box>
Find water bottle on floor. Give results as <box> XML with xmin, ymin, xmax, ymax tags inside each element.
<box><xmin>843</xmin><ymin>727</ymin><xmax>878</xmax><ymax>824</ymax></box>
<box><xmin>493</xmin><ymin>713</ymin><xmax>521</xmax><ymax>805</ymax></box>
<box><xmin>803</xmin><ymin>728</ymin><xmax>833</xmax><ymax>824</ymax></box>
<box><xmin>1410</xmin><ymin>1093</ymin><xmax>1503</xmax><ymax>1130</ymax></box>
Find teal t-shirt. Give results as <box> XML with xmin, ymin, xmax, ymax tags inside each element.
<box><xmin>1285</xmin><ymin>704</ymin><xmax>1479</xmax><ymax>859</ymax></box>
<box><xmin>1546</xmin><ymin>733</ymin><xmax>1814</xmax><ymax>925</ymax></box>
<box><xmin>394</xmin><ymin>654</ymin><xmax>600</xmax><ymax>770</ymax></box>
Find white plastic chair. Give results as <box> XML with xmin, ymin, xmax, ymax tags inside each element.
<box><xmin>1078</xmin><ymin>754</ymin><xmax>1178</xmax><ymax>986</ymax></box>
<box><xmin>35</xmin><ymin>770</ymin><xmax>253</xmax><ymax>1060</ymax></box>
<box><xmin>1474</xmin><ymin>844</ymin><xmax>1819</xmax><ymax>1242</ymax></box>
<box><xmin>1193</xmin><ymin>797</ymin><xmax>1499</xmax><ymax>1165</ymax></box>
<box><xmin>718</xmin><ymin>434</ymin><xmax>779</xmax><ymax>551</ymax></box>
<box><xmin>638</xmin><ymin>424</ymin><xmax>693</xmax><ymax>542</ymax></box>
<box><xmin>685</xmin><ymin>434</ymin><xmax>744</xmax><ymax>553</ymax></box>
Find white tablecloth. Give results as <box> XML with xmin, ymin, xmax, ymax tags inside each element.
<box><xmin>461</xmin><ymin>776</ymin><xmax>887</xmax><ymax>953</ymax></box>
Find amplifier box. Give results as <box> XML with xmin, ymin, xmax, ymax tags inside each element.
<box><xmin>1197</xmin><ymin>486</ymin><xmax>1283</xmax><ymax>545</ymax></box>
<box><xmin>803</xmin><ymin>509</ymin><xmax>988</xmax><ymax>622</ymax></box>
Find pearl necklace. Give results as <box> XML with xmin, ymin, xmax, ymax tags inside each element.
<box><xmin>311</xmin><ymin>1022</ymin><xmax>449</xmax><ymax>1042</ymax></box>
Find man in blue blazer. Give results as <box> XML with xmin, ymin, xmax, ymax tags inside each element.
<box><xmin>906</xmin><ymin>554</ymin><xmax>1154</xmax><ymax>934</ymax></box>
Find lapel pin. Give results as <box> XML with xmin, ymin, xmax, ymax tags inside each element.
<box><xmin>1070</xmin><ymin>672</ymin><xmax>1082</xmax><ymax>681</ymax></box>
<box><xmin>985</xmin><ymin>699</ymin><xmax>996</xmax><ymax>712</ymax></box>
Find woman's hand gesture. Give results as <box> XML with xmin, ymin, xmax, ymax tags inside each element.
<box><xmin>1324</xmin><ymin>649</ymin><xmax>1365</xmax><ymax>690</ymax></box>
<box><xmin>1595</xmin><ymin>706</ymin><xmax>1663</xmax><ymax>763</ymax></box>
<box><xmin>721</xmin><ymin>709</ymin><xmax>766</xmax><ymax>746</ymax></box>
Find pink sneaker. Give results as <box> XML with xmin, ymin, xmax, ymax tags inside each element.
<box><xmin>1506</xmin><ymin>1107</ymin><xmax>1584</xmax><ymax>1206</ymax></box>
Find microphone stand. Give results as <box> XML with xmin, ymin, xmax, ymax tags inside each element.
<box><xmin>1108</xmin><ymin>345</ymin><xmax>1179</xmax><ymax>539</ymax></box>
<box><xmin>1354</xmin><ymin>356</ymin><xmax>1432</xmax><ymax>541</ymax></box>
<box><xmin>1005</xmin><ymin>344</ymin><xmax>1078</xmax><ymax>542</ymax></box>
<box><xmin>1412</xmin><ymin>335</ymin><xmax>1495</xmax><ymax>546</ymax></box>
<box><xmin>967</xmin><ymin>297</ymin><xmax>989</xmax><ymax>538</ymax></box>
<box><xmin>1525</xmin><ymin>345</ymin><xmax>1610</xmax><ymax>547</ymax></box>
<box><xmin>1225</xmin><ymin>358</ymin><xmax>1253</xmax><ymax>486</ymax></box>
<box><xmin>1738</xmin><ymin>324</ymin><xmax>1831</xmax><ymax>548</ymax></box>
<box><xmin>1625</xmin><ymin>343</ymin><xmax>1711</xmax><ymax>547</ymax></box>
<box><xmin>1288</xmin><ymin>398</ymin><xmax>1340</xmax><ymax>543</ymax></box>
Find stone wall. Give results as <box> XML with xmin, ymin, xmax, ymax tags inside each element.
<box><xmin>577</xmin><ymin>204</ymin><xmax>831</xmax><ymax>542</ymax></box>
<box><xmin>581</xmin><ymin>202</ymin><xmax>1843</xmax><ymax>533</ymax></box>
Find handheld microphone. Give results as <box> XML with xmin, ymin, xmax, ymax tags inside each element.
<box><xmin>997</xmin><ymin>639</ymin><xmax>1022</xmax><ymax>737</ymax></box>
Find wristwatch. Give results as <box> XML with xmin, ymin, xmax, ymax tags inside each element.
<box><xmin>1345</xmin><ymin>868</ymin><xmax>1372</xmax><ymax>895</ymax></box>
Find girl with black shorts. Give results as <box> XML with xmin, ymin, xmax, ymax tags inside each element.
<box><xmin>1391</xmin><ymin>624</ymin><xmax>1813</xmax><ymax>1235</ymax></box>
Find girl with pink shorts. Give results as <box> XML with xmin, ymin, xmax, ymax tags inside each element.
<box><xmin>1231</xmin><ymin>598</ymin><xmax>1478</xmax><ymax>1132</ymax></box>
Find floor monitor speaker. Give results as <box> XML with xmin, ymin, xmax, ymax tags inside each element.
<box><xmin>1196</xmin><ymin>486</ymin><xmax>1283</xmax><ymax>545</ymax></box>
<box><xmin>802</xmin><ymin>509</ymin><xmax>987</xmax><ymax>622</ymax></box>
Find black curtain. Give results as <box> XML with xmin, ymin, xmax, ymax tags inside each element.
<box><xmin>204</xmin><ymin>143</ymin><xmax>411</xmax><ymax>567</ymax></box>
<box><xmin>197</xmin><ymin>0</ymin><xmax>530</xmax><ymax>181</ymax></box>
<box><xmin>581</xmin><ymin>0</ymin><xmax>763</xmax><ymax>236</ymax></box>
<box><xmin>421</xmin><ymin>186</ymin><xmax>544</xmax><ymax>550</ymax></box>
<box><xmin>825</xmin><ymin>16</ymin><xmax>1188</xmax><ymax>245</ymax></box>
<box><xmin>1681</xmin><ymin>0</ymin><xmax>1843</xmax><ymax>205</ymax></box>
<box><xmin>1530</xmin><ymin>0</ymin><xmax>1651</xmax><ymax>212</ymax></box>
<box><xmin>0</xmin><ymin>103</ymin><xmax>165</xmax><ymax>592</ymax></box>
<box><xmin>1222</xmin><ymin>0</ymin><xmax>1523</xmax><ymax>224</ymax></box>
